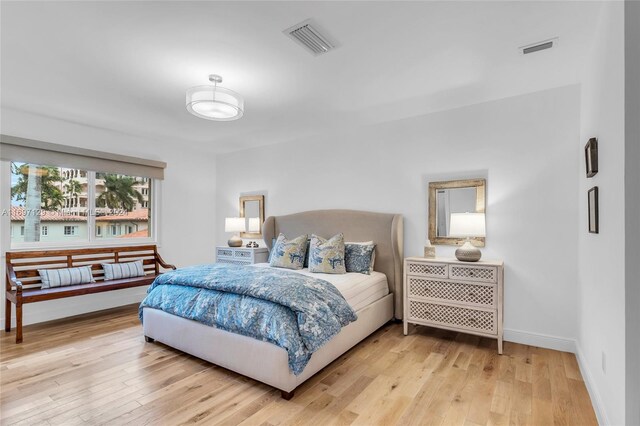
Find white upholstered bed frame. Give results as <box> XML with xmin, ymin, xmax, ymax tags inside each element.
<box><xmin>142</xmin><ymin>209</ymin><xmax>404</xmax><ymax>399</ymax></box>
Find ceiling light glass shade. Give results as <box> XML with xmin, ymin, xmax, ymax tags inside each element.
<box><xmin>186</xmin><ymin>85</ymin><xmax>244</xmax><ymax>121</ymax></box>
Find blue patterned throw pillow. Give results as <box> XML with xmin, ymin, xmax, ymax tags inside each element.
<box><xmin>345</xmin><ymin>242</ymin><xmax>376</xmax><ymax>274</ymax></box>
<box><xmin>38</xmin><ymin>266</ymin><xmax>95</xmax><ymax>289</ymax></box>
<box><xmin>270</xmin><ymin>233</ymin><xmax>309</xmax><ymax>270</ymax></box>
<box><xmin>309</xmin><ymin>233</ymin><xmax>346</xmax><ymax>274</ymax></box>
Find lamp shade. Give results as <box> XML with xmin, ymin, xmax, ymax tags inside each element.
<box><xmin>225</xmin><ymin>217</ymin><xmax>246</xmax><ymax>233</ymax></box>
<box><xmin>248</xmin><ymin>217</ymin><xmax>260</xmax><ymax>232</ymax></box>
<box><xmin>449</xmin><ymin>213</ymin><xmax>486</xmax><ymax>237</ymax></box>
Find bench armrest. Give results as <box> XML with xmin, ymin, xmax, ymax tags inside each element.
<box><xmin>155</xmin><ymin>253</ymin><xmax>176</xmax><ymax>270</ymax></box>
<box><xmin>6</xmin><ymin>263</ymin><xmax>23</xmax><ymax>293</ymax></box>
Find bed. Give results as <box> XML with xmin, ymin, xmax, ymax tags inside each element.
<box><xmin>141</xmin><ymin>209</ymin><xmax>404</xmax><ymax>399</ymax></box>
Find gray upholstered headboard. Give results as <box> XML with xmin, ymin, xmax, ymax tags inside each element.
<box><xmin>263</xmin><ymin>209</ymin><xmax>404</xmax><ymax>319</ymax></box>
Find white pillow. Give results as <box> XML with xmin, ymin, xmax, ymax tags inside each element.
<box><xmin>101</xmin><ymin>260</ymin><xmax>145</xmax><ymax>281</ymax></box>
<box><xmin>38</xmin><ymin>266</ymin><xmax>95</xmax><ymax>289</ymax></box>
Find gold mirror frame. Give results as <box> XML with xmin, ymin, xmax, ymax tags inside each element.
<box><xmin>239</xmin><ymin>195</ymin><xmax>265</xmax><ymax>238</ymax></box>
<box><xmin>428</xmin><ymin>179</ymin><xmax>486</xmax><ymax>247</ymax></box>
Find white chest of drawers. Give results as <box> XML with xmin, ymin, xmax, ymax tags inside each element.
<box><xmin>403</xmin><ymin>257</ymin><xmax>504</xmax><ymax>354</ymax></box>
<box><xmin>216</xmin><ymin>246</ymin><xmax>269</xmax><ymax>265</ymax></box>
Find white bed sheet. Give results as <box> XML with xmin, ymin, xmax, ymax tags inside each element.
<box><xmin>251</xmin><ymin>263</ymin><xmax>389</xmax><ymax>311</ymax></box>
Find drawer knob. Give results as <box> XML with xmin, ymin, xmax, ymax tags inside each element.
<box><xmin>468</xmin><ymin>292</ymin><xmax>476</xmax><ymax>297</ymax></box>
<box><xmin>468</xmin><ymin>317</ymin><xmax>477</xmax><ymax>323</ymax></box>
<box><xmin>469</xmin><ymin>272</ymin><xmax>475</xmax><ymax>277</ymax></box>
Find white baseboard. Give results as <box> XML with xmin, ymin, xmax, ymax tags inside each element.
<box><xmin>1</xmin><ymin>288</ymin><xmax>147</xmax><ymax>330</ymax></box>
<box><xmin>575</xmin><ymin>344</ymin><xmax>609</xmax><ymax>426</ymax></box>
<box><xmin>504</xmin><ymin>328</ymin><xmax>577</xmax><ymax>353</ymax></box>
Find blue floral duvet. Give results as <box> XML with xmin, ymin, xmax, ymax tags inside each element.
<box><xmin>139</xmin><ymin>263</ymin><xmax>357</xmax><ymax>375</ymax></box>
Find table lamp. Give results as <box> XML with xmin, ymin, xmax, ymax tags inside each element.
<box><xmin>225</xmin><ymin>217</ymin><xmax>246</xmax><ymax>247</ymax></box>
<box><xmin>449</xmin><ymin>212</ymin><xmax>486</xmax><ymax>262</ymax></box>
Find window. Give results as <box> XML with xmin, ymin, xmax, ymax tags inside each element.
<box><xmin>64</xmin><ymin>225</ymin><xmax>78</xmax><ymax>236</ymax></box>
<box><xmin>8</xmin><ymin>162</ymin><xmax>155</xmax><ymax>247</ymax></box>
<box><xmin>9</xmin><ymin>163</ymin><xmax>88</xmax><ymax>245</ymax></box>
<box><xmin>95</xmin><ymin>173</ymin><xmax>151</xmax><ymax>239</ymax></box>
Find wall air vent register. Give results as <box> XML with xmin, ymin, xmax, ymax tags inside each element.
<box><xmin>519</xmin><ymin>37</ymin><xmax>559</xmax><ymax>55</ymax></box>
<box><xmin>284</xmin><ymin>19</ymin><xmax>335</xmax><ymax>56</ymax></box>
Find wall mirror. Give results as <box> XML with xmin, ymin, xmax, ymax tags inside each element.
<box><xmin>428</xmin><ymin>179</ymin><xmax>486</xmax><ymax>247</ymax></box>
<box><xmin>239</xmin><ymin>195</ymin><xmax>265</xmax><ymax>238</ymax></box>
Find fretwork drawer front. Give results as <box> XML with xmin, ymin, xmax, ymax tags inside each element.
<box><xmin>217</xmin><ymin>248</ymin><xmax>234</xmax><ymax>258</ymax></box>
<box><xmin>449</xmin><ymin>264</ymin><xmax>497</xmax><ymax>283</ymax></box>
<box><xmin>234</xmin><ymin>250</ymin><xmax>252</xmax><ymax>259</ymax></box>
<box><xmin>406</xmin><ymin>262</ymin><xmax>448</xmax><ymax>278</ymax></box>
<box><xmin>408</xmin><ymin>277</ymin><xmax>496</xmax><ymax>307</ymax></box>
<box><xmin>220</xmin><ymin>259</ymin><xmax>251</xmax><ymax>265</ymax></box>
<box><xmin>408</xmin><ymin>300</ymin><xmax>497</xmax><ymax>334</ymax></box>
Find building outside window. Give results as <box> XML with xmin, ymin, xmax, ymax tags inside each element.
<box><xmin>41</xmin><ymin>225</ymin><xmax>48</xmax><ymax>236</ymax></box>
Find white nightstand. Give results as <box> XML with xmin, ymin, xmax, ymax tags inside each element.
<box><xmin>404</xmin><ymin>257</ymin><xmax>504</xmax><ymax>354</ymax></box>
<box><xmin>216</xmin><ymin>246</ymin><xmax>269</xmax><ymax>265</ymax></box>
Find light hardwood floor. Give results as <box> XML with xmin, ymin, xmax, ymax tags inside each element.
<box><xmin>0</xmin><ymin>304</ymin><xmax>597</xmax><ymax>425</ymax></box>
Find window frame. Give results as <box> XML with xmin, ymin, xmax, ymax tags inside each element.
<box><xmin>2</xmin><ymin>160</ymin><xmax>160</xmax><ymax>250</ymax></box>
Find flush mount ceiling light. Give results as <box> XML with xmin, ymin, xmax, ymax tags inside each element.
<box><xmin>186</xmin><ymin>74</ymin><xmax>244</xmax><ymax>121</ymax></box>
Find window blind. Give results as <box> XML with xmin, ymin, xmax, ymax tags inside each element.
<box><xmin>0</xmin><ymin>134</ymin><xmax>166</xmax><ymax>179</ymax></box>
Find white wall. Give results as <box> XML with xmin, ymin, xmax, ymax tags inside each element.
<box><xmin>577</xmin><ymin>2</ymin><xmax>626</xmax><ymax>425</ymax></box>
<box><xmin>0</xmin><ymin>108</ymin><xmax>217</xmax><ymax>327</ymax></box>
<box><xmin>625</xmin><ymin>1</ymin><xmax>640</xmax><ymax>424</ymax></box>
<box><xmin>216</xmin><ymin>85</ymin><xmax>581</xmax><ymax>349</ymax></box>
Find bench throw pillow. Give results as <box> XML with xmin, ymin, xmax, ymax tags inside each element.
<box><xmin>38</xmin><ymin>266</ymin><xmax>96</xmax><ymax>289</ymax></box>
<box><xmin>345</xmin><ymin>241</ymin><xmax>376</xmax><ymax>275</ymax></box>
<box><xmin>309</xmin><ymin>233</ymin><xmax>347</xmax><ymax>274</ymax></box>
<box><xmin>102</xmin><ymin>260</ymin><xmax>146</xmax><ymax>281</ymax></box>
<box><xmin>269</xmin><ymin>233</ymin><xmax>308</xmax><ymax>270</ymax></box>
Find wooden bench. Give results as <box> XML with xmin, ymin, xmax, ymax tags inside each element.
<box><xmin>4</xmin><ymin>244</ymin><xmax>175</xmax><ymax>343</ymax></box>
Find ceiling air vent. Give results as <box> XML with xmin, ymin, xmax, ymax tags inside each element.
<box><xmin>284</xmin><ymin>19</ymin><xmax>334</xmax><ymax>56</ymax></box>
<box><xmin>519</xmin><ymin>37</ymin><xmax>559</xmax><ymax>55</ymax></box>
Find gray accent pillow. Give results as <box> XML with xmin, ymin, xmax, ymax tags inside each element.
<box><xmin>269</xmin><ymin>233</ymin><xmax>308</xmax><ymax>270</ymax></box>
<box><xmin>309</xmin><ymin>233</ymin><xmax>346</xmax><ymax>274</ymax></box>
